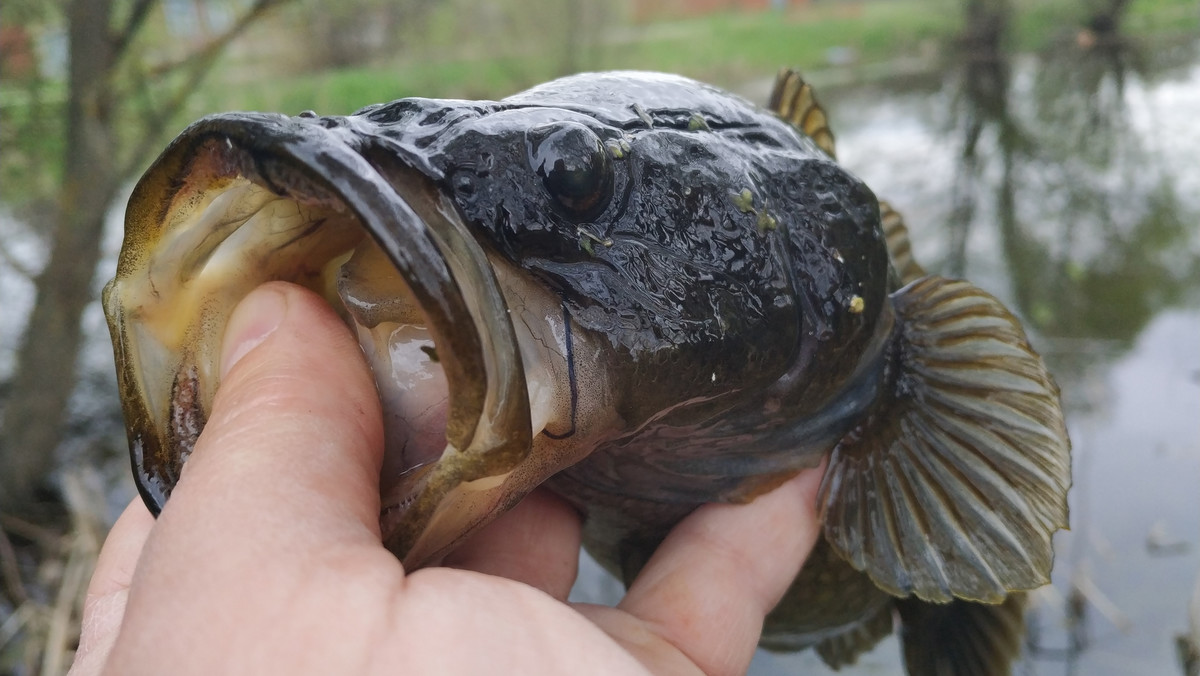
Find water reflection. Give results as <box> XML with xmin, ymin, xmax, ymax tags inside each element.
<box><xmin>748</xmin><ymin>33</ymin><xmax>1200</xmax><ymax>676</ymax></box>
<box><xmin>1019</xmin><ymin>40</ymin><xmax>1196</xmax><ymax>345</ymax></box>
<box><xmin>941</xmin><ymin>23</ymin><xmax>1198</xmax><ymax>354</ymax></box>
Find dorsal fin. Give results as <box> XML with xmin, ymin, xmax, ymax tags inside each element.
<box><xmin>819</xmin><ymin>276</ymin><xmax>1071</xmax><ymax>604</ymax></box>
<box><xmin>768</xmin><ymin>69</ymin><xmax>837</xmax><ymax>159</ymax></box>
<box><xmin>879</xmin><ymin>199</ymin><xmax>927</xmax><ymax>284</ymax></box>
<box><xmin>768</xmin><ymin>71</ymin><xmax>927</xmax><ymax>284</ymax></box>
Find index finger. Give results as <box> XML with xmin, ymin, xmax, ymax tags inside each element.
<box><xmin>593</xmin><ymin>465</ymin><xmax>825</xmax><ymax>676</ymax></box>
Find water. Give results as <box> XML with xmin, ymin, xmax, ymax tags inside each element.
<box><xmin>5</xmin><ymin>35</ymin><xmax>1198</xmax><ymax>676</ymax></box>
<box><xmin>743</xmin><ymin>37</ymin><xmax>1200</xmax><ymax>675</ymax></box>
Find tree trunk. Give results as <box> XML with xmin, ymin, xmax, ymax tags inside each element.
<box><xmin>0</xmin><ymin>0</ymin><xmax>120</xmax><ymax>512</ymax></box>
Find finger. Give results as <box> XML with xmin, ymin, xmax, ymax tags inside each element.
<box><xmin>613</xmin><ymin>465</ymin><xmax>825</xmax><ymax>676</ymax></box>
<box><xmin>442</xmin><ymin>488</ymin><xmax>582</xmax><ymax>601</ymax></box>
<box><xmin>69</xmin><ymin>499</ymin><xmax>155</xmax><ymax>676</ymax></box>
<box><xmin>160</xmin><ymin>282</ymin><xmax>386</xmax><ymax>553</ymax></box>
<box><xmin>104</xmin><ymin>283</ymin><xmax>393</xmax><ymax>670</ymax></box>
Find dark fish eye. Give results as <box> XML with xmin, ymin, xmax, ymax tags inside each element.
<box><xmin>526</xmin><ymin>121</ymin><xmax>614</xmax><ymax>220</ymax></box>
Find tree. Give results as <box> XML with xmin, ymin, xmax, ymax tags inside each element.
<box><xmin>0</xmin><ymin>0</ymin><xmax>290</xmax><ymax>514</ymax></box>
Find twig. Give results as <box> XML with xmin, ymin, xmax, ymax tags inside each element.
<box><xmin>41</xmin><ymin>531</ymin><xmax>94</xmax><ymax>676</ymax></box>
<box><xmin>0</xmin><ymin>522</ymin><xmax>29</xmax><ymax>605</ymax></box>
<box><xmin>1073</xmin><ymin>570</ymin><xmax>1132</xmax><ymax>633</ymax></box>
<box><xmin>0</xmin><ymin>513</ymin><xmax>59</xmax><ymax>548</ymax></box>
<box><xmin>40</xmin><ymin>471</ymin><xmax>103</xmax><ymax>676</ymax></box>
<box><xmin>119</xmin><ymin>0</ymin><xmax>292</xmax><ymax>176</ymax></box>
<box><xmin>111</xmin><ymin>0</ymin><xmax>160</xmax><ymax>63</ymax></box>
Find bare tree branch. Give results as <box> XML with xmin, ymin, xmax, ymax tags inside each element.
<box><xmin>125</xmin><ymin>56</ymin><xmax>165</xmax><ymax>140</ymax></box>
<box><xmin>0</xmin><ymin>240</ymin><xmax>39</xmax><ymax>279</ymax></box>
<box><xmin>111</xmin><ymin>0</ymin><xmax>159</xmax><ymax>62</ymax></box>
<box><xmin>0</xmin><ymin>523</ymin><xmax>29</xmax><ymax>606</ymax></box>
<box><xmin>119</xmin><ymin>0</ymin><xmax>290</xmax><ymax>175</ymax></box>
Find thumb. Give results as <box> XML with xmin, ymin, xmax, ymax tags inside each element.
<box><xmin>149</xmin><ymin>281</ymin><xmax>385</xmax><ymax>563</ymax></box>
<box><xmin>104</xmin><ymin>283</ymin><xmax>392</xmax><ymax>671</ymax></box>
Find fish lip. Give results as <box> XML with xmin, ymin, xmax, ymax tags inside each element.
<box><xmin>106</xmin><ymin>111</ymin><xmax>532</xmax><ymax>564</ymax></box>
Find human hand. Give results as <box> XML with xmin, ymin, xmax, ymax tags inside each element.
<box><xmin>70</xmin><ymin>282</ymin><xmax>823</xmax><ymax>676</ymax></box>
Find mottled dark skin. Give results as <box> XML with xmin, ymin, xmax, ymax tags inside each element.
<box><xmin>354</xmin><ymin>72</ymin><xmax>891</xmax><ymax>499</ymax></box>
<box><xmin>345</xmin><ymin>73</ymin><xmax>899</xmax><ymax>643</ymax></box>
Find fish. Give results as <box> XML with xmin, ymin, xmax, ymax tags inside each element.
<box><xmin>103</xmin><ymin>69</ymin><xmax>1071</xmax><ymax>673</ymax></box>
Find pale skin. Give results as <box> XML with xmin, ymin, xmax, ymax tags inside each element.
<box><xmin>70</xmin><ymin>282</ymin><xmax>824</xmax><ymax>676</ymax></box>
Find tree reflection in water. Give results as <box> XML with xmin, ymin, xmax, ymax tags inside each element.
<box><xmin>932</xmin><ymin>18</ymin><xmax>1200</xmax><ymax>676</ymax></box>
<box><xmin>801</xmin><ymin>10</ymin><xmax>1200</xmax><ymax>673</ymax></box>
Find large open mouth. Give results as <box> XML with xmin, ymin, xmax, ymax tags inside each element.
<box><xmin>103</xmin><ymin>113</ymin><xmax>556</xmax><ymax>566</ymax></box>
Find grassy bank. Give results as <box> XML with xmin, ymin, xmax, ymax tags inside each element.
<box><xmin>185</xmin><ymin>0</ymin><xmax>963</xmax><ymax>117</ymax></box>
<box><xmin>179</xmin><ymin>0</ymin><xmax>1199</xmax><ymax>121</ymax></box>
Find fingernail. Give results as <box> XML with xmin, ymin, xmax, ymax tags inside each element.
<box><xmin>221</xmin><ymin>285</ymin><xmax>288</xmax><ymax>378</ymax></box>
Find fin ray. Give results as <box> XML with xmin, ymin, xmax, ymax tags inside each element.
<box><xmin>768</xmin><ymin>69</ymin><xmax>837</xmax><ymax>158</ymax></box>
<box><xmin>819</xmin><ymin>276</ymin><xmax>1071</xmax><ymax>603</ymax></box>
<box><xmin>896</xmin><ymin>429</ymin><xmax>1009</xmax><ymax>599</ymax></box>
<box><xmin>887</xmin><ymin>449</ymin><xmax>955</xmax><ymax>597</ymax></box>
<box><xmin>912</xmin><ymin>415</ymin><xmax>1045</xmax><ymax>577</ymax></box>
<box><xmin>898</xmin><ymin>594</ymin><xmax>1028</xmax><ymax>676</ymax></box>
<box><xmin>814</xmin><ymin>599</ymin><xmax>895</xmax><ymax>668</ymax></box>
<box><xmin>880</xmin><ymin>200</ymin><xmax>926</xmax><ymax>284</ymax></box>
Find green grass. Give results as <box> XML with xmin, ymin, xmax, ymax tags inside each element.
<box><xmin>190</xmin><ymin>0</ymin><xmax>1191</xmax><ymax>116</ymax></box>
<box><xmin>1125</xmin><ymin>0</ymin><xmax>1200</xmax><ymax>35</ymax></box>
<box><xmin>191</xmin><ymin>0</ymin><xmax>965</xmax><ymax>113</ymax></box>
<box><xmin>183</xmin><ymin>54</ymin><xmax>570</xmax><ymax>121</ymax></box>
<box><xmin>604</xmin><ymin>1</ymin><xmax>960</xmax><ymax>82</ymax></box>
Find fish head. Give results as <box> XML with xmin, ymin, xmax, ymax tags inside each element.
<box><xmin>399</xmin><ymin>72</ymin><xmax>892</xmax><ymax>426</ymax></box>
<box><xmin>104</xmin><ymin>72</ymin><xmax>891</xmax><ymax>569</ymax></box>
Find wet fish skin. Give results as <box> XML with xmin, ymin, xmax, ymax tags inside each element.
<box><xmin>104</xmin><ymin>69</ymin><xmax>1070</xmax><ymax>675</ymax></box>
<box><xmin>399</xmin><ymin>71</ymin><xmax>1069</xmax><ymax>672</ymax></box>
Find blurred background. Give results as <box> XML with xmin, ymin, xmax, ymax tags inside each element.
<box><xmin>1</xmin><ymin>0</ymin><xmax>1198</xmax><ymax>673</ymax></box>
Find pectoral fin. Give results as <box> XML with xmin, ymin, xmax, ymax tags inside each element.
<box><xmin>819</xmin><ymin>276</ymin><xmax>1071</xmax><ymax>603</ymax></box>
<box><xmin>897</xmin><ymin>594</ymin><xmax>1028</xmax><ymax>675</ymax></box>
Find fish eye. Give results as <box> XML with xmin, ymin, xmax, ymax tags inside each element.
<box><xmin>527</xmin><ymin>121</ymin><xmax>614</xmax><ymax>220</ymax></box>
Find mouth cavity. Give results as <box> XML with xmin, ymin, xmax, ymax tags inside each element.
<box><xmin>104</xmin><ymin>114</ymin><xmax>543</xmax><ymax>566</ymax></box>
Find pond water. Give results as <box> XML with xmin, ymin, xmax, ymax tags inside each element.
<box><xmin>4</xmin><ymin>33</ymin><xmax>1197</xmax><ymax>676</ymax></box>
<box><xmin>756</xmin><ymin>36</ymin><xmax>1200</xmax><ymax>675</ymax></box>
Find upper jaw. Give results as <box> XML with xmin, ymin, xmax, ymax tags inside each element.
<box><xmin>105</xmin><ymin>111</ymin><xmax>555</xmax><ymax>565</ymax></box>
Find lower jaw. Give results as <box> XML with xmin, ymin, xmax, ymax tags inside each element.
<box><xmin>375</xmin><ymin>253</ymin><xmax>575</xmax><ymax>562</ymax></box>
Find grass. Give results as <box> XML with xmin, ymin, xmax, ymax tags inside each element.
<box><xmin>186</xmin><ymin>0</ymin><xmax>965</xmax><ymax>116</ymax></box>
<box><xmin>1124</xmin><ymin>0</ymin><xmax>1200</xmax><ymax>36</ymax></box>
<box><xmin>179</xmin><ymin>0</ymin><xmax>1194</xmax><ymax>125</ymax></box>
<box><xmin>604</xmin><ymin>1</ymin><xmax>959</xmax><ymax>80</ymax></box>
